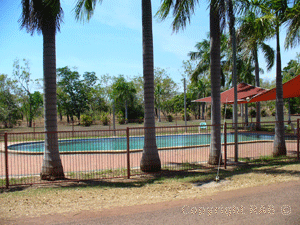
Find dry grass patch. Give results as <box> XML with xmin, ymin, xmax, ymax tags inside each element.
<box><xmin>0</xmin><ymin>158</ymin><xmax>299</xmax><ymax>220</ymax></box>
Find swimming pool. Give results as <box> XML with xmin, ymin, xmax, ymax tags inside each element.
<box><xmin>7</xmin><ymin>133</ymin><xmax>275</xmax><ymax>153</ymax></box>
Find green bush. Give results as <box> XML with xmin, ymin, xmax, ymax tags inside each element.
<box><xmin>81</xmin><ymin>114</ymin><xmax>93</xmax><ymax>126</ymax></box>
<box><xmin>117</xmin><ymin>111</ymin><xmax>125</xmax><ymax>124</ymax></box>
<box><xmin>250</xmin><ymin>109</ymin><xmax>256</xmax><ymax>118</ymax></box>
<box><xmin>222</xmin><ymin>107</ymin><xmax>233</xmax><ymax>119</ymax></box>
<box><xmin>182</xmin><ymin>113</ymin><xmax>191</xmax><ymax>121</ymax></box>
<box><xmin>101</xmin><ymin>113</ymin><xmax>110</xmax><ymax>126</ymax></box>
<box><xmin>137</xmin><ymin>117</ymin><xmax>144</xmax><ymax>124</ymax></box>
<box><xmin>167</xmin><ymin>115</ymin><xmax>173</xmax><ymax>122</ymax></box>
<box><xmin>261</xmin><ymin>109</ymin><xmax>267</xmax><ymax>117</ymax></box>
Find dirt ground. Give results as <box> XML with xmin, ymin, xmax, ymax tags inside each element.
<box><xmin>1</xmin><ymin>163</ymin><xmax>300</xmax><ymax>222</ymax></box>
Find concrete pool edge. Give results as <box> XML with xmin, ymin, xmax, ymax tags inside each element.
<box><xmin>2</xmin><ymin>139</ymin><xmax>293</xmax><ymax>155</ymax></box>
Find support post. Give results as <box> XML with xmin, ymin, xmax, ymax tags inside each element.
<box><xmin>297</xmin><ymin>119</ymin><xmax>299</xmax><ymax>161</ymax></box>
<box><xmin>5</xmin><ymin>132</ymin><xmax>9</xmax><ymax>189</ymax></box>
<box><xmin>126</xmin><ymin>127</ymin><xmax>131</xmax><ymax>179</ymax></box>
<box><xmin>224</xmin><ymin>122</ymin><xmax>227</xmax><ymax>169</ymax></box>
<box><xmin>184</xmin><ymin>78</ymin><xmax>187</xmax><ymax>132</ymax></box>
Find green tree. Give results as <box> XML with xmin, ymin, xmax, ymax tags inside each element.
<box><xmin>188</xmin><ymin>79</ymin><xmax>210</xmax><ymax>119</ymax></box>
<box><xmin>237</xmin><ymin>10</ymin><xmax>275</xmax><ymax>130</ymax></box>
<box><xmin>157</xmin><ymin>0</ymin><xmax>223</xmax><ymax>164</ymax></box>
<box><xmin>285</xmin><ymin>1</ymin><xmax>300</xmax><ymax>49</ymax></box>
<box><xmin>140</xmin><ymin>0</ymin><xmax>161</xmax><ymax>171</ymax></box>
<box><xmin>13</xmin><ymin>59</ymin><xmax>43</xmax><ymax>127</ymax></box>
<box><xmin>0</xmin><ymin>74</ymin><xmax>22</xmax><ymax>128</ymax></box>
<box><xmin>74</xmin><ymin>0</ymin><xmax>161</xmax><ymax>172</ymax></box>
<box><xmin>57</xmin><ymin>67</ymin><xmax>97</xmax><ymax>122</ymax></box>
<box><xmin>258</xmin><ymin>0</ymin><xmax>288</xmax><ymax>156</ymax></box>
<box><xmin>110</xmin><ymin>75</ymin><xmax>137</xmax><ymax>123</ymax></box>
<box><xmin>154</xmin><ymin>67</ymin><xmax>178</xmax><ymax>120</ymax></box>
<box><xmin>188</xmin><ymin>34</ymin><xmax>228</xmax><ymax>87</ymax></box>
<box><xmin>20</xmin><ymin>0</ymin><xmax>64</xmax><ymax>180</ymax></box>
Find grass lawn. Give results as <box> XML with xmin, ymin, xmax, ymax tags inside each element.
<box><xmin>0</xmin><ymin>156</ymin><xmax>299</xmax><ymax>220</ymax></box>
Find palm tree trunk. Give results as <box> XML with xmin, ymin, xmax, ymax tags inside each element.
<box><xmin>208</xmin><ymin>0</ymin><xmax>221</xmax><ymax>165</ymax></box>
<box><xmin>253</xmin><ymin>48</ymin><xmax>261</xmax><ymax>130</ymax></box>
<box><xmin>228</xmin><ymin>0</ymin><xmax>238</xmax><ymax>161</ymax></box>
<box><xmin>202</xmin><ymin>102</ymin><xmax>205</xmax><ymax>120</ymax></box>
<box><xmin>140</xmin><ymin>0</ymin><xmax>161</xmax><ymax>172</ymax></box>
<box><xmin>245</xmin><ymin>103</ymin><xmax>249</xmax><ymax>125</ymax></box>
<box><xmin>273</xmin><ymin>24</ymin><xmax>286</xmax><ymax>156</ymax></box>
<box><xmin>40</xmin><ymin>23</ymin><xmax>64</xmax><ymax>180</ymax></box>
<box><xmin>125</xmin><ymin>100</ymin><xmax>128</xmax><ymax>124</ymax></box>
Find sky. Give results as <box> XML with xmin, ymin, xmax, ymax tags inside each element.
<box><xmin>1</xmin><ymin>0</ymin><xmax>299</xmax><ymax>93</ymax></box>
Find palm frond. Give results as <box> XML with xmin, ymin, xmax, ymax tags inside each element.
<box><xmin>74</xmin><ymin>0</ymin><xmax>103</xmax><ymax>22</ymax></box>
<box><xmin>20</xmin><ymin>0</ymin><xmax>63</xmax><ymax>35</ymax></box>
<box><xmin>261</xmin><ymin>43</ymin><xmax>275</xmax><ymax>71</ymax></box>
<box><xmin>156</xmin><ymin>0</ymin><xmax>199</xmax><ymax>32</ymax></box>
<box><xmin>285</xmin><ymin>2</ymin><xmax>300</xmax><ymax>49</ymax></box>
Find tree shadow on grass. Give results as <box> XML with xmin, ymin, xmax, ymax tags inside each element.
<box><xmin>1</xmin><ymin>157</ymin><xmax>299</xmax><ymax>193</ymax></box>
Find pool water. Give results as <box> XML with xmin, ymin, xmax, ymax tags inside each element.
<box><xmin>8</xmin><ymin>133</ymin><xmax>275</xmax><ymax>153</ymax></box>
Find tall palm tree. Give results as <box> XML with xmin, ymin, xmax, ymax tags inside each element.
<box><xmin>140</xmin><ymin>0</ymin><xmax>161</xmax><ymax>172</ymax></box>
<box><xmin>20</xmin><ymin>0</ymin><xmax>64</xmax><ymax>180</ymax></box>
<box><xmin>259</xmin><ymin>0</ymin><xmax>287</xmax><ymax>156</ymax></box>
<box><xmin>157</xmin><ymin>0</ymin><xmax>223</xmax><ymax>164</ymax></box>
<box><xmin>237</xmin><ymin>11</ymin><xmax>275</xmax><ymax>130</ymax></box>
<box><xmin>188</xmin><ymin>34</ymin><xmax>228</xmax><ymax>87</ymax></box>
<box><xmin>75</xmin><ymin>0</ymin><xmax>161</xmax><ymax>171</ymax></box>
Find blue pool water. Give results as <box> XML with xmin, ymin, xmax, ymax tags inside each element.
<box><xmin>8</xmin><ymin>133</ymin><xmax>275</xmax><ymax>153</ymax></box>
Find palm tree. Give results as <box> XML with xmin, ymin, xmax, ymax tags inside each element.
<box><xmin>259</xmin><ymin>0</ymin><xmax>287</xmax><ymax>156</ymax></box>
<box><xmin>75</xmin><ymin>0</ymin><xmax>161</xmax><ymax>171</ymax></box>
<box><xmin>111</xmin><ymin>75</ymin><xmax>137</xmax><ymax>123</ymax></box>
<box><xmin>20</xmin><ymin>0</ymin><xmax>64</xmax><ymax>180</ymax></box>
<box><xmin>285</xmin><ymin>1</ymin><xmax>300</xmax><ymax>49</ymax></box>
<box><xmin>237</xmin><ymin>11</ymin><xmax>275</xmax><ymax>130</ymax></box>
<box><xmin>140</xmin><ymin>0</ymin><xmax>161</xmax><ymax>172</ymax></box>
<box><xmin>157</xmin><ymin>0</ymin><xmax>223</xmax><ymax>164</ymax></box>
<box><xmin>188</xmin><ymin>34</ymin><xmax>228</xmax><ymax>87</ymax></box>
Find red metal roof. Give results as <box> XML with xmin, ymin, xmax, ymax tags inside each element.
<box><xmin>193</xmin><ymin>83</ymin><xmax>267</xmax><ymax>103</ymax></box>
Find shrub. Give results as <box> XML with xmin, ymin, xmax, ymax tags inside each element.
<box><xmin>117</xmin><ymin>112</ymin><xmax>126</xmax><ymax>124</ymax></box>
<box><xmin>182</xmin><ymin>113</ymin><xmax>191</xmax><ymax>121</ymax></box>
<box><xmin>261</xmin><ymin>109</ymin><xmax>267</xmax><ymax>117</ymax></box>
<box><xmin>81</xmin><ymin>114</ymin><xmax>93</xmax><ymax>126</ymax></box>
<box><xmin>222</xmin><ymin>107</ymin><xmax>233</xmax><ymax>119</ymax></box>
<box><xmin>101</xmin><ymin>113</ymin><xmax>110</xmax><ymax>126</ymax></box>
<box><xmin>249</xmin><ymin>109</ymin><xmax>256</xmax><ymax>118</ymax></box>
<box><xmin>167</xmin><ymin>115</ymin><xmax>173</xmax><ymax>122</ymax></box>
<box><xmin>137</xmin><ymin>117</ymin><xmax>144</xmax><ymax>124</ymax></box>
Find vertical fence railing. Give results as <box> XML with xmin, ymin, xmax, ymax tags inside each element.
<box><xmin>4</xmin><ymin>132</ymin><xmax>9</xmax><ymax>189</ymax></box>
<box><xmin>126</xmin><ymin>127</ymin><xmax>130</xmax><ymax>179</ymax></box>
<box><xmin>224</xmin><ymin>122</ymin><xmax>227</xmax><ymax>169</ymax></box>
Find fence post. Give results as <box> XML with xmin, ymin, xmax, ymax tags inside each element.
<box><xmin>224</xmin><ymin>122</ymin><xmax>227</xmax><ymax>169</ymax></box>
<box><xmin>297</xmin><ymin>119</ymin><xmax>299</xmax><ymax>161</ymax></box>
<box><xmin>126</xmin><ymin>127</ymin><xmax>130</xmax><ymax>179</ymax></box>
<box><xmin>4</xmin><ymin>132</ymin><xmax>9</xmax><ymax>189</ymax></box>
